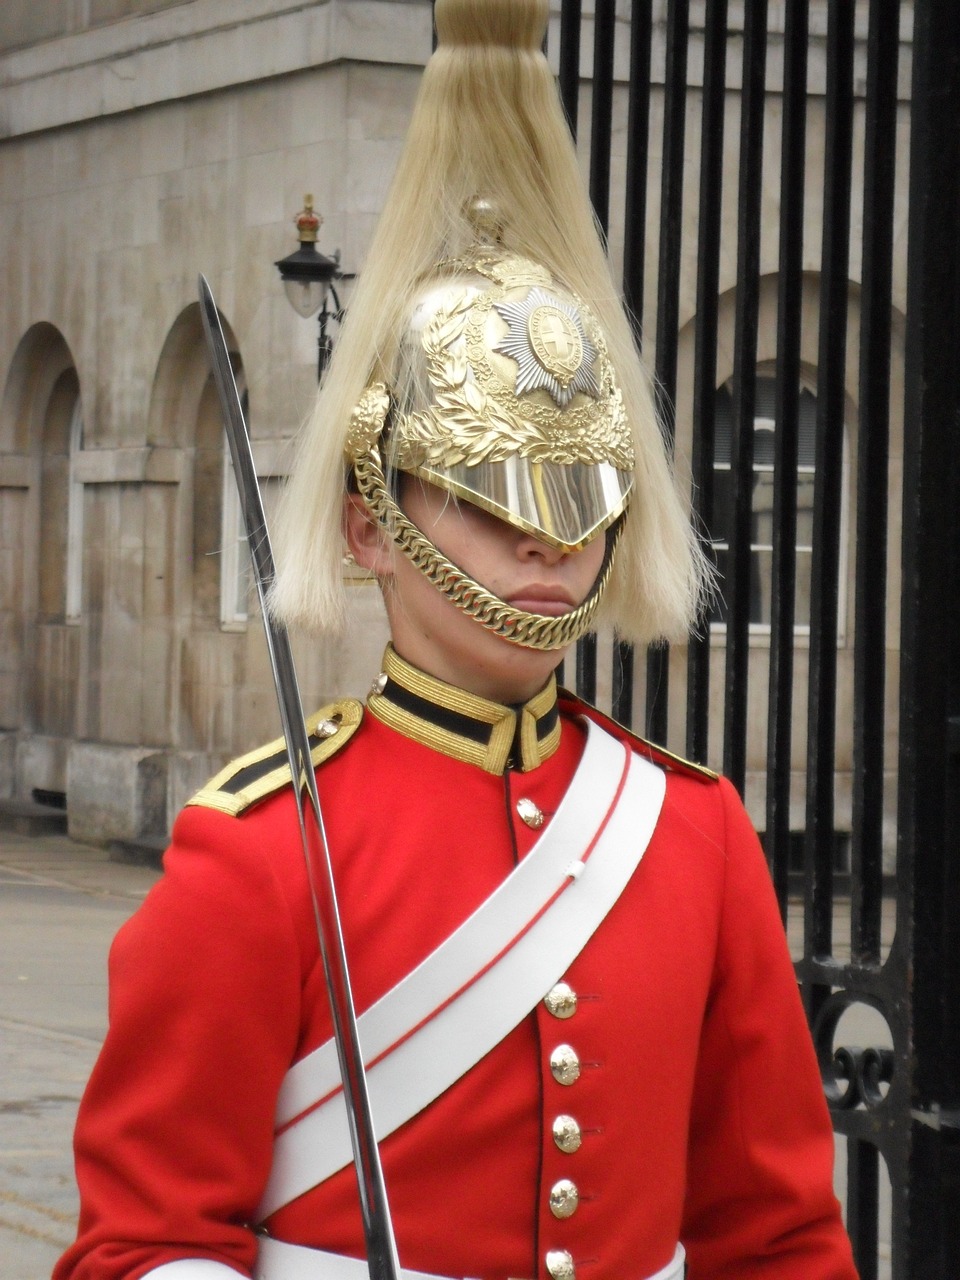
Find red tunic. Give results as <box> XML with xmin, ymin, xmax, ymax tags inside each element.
<box><xmin>55</xmin><ymin>684</ymin><xmax>857</xmax><ymax>1280</ymax></box>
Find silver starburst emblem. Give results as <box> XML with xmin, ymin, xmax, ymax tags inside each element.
<box><xmin>494</xmin><ymin>287</ymin><xmax>600</xmax><ymax>408</ymax></box>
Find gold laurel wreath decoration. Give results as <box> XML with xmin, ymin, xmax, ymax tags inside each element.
<box><xmin>345</xmin><ymin>383</ymin><xmax>391</xmax><ymax>460</ymax></box>
<box><xmin>387</xmin><ymin>283</ymin><xmax>632</xmax><ymax>471</ymax></box>
<box><xmin>346</xmin><ymin>257</ymin><xmax>635</xmax><ymax>475</ymax></box>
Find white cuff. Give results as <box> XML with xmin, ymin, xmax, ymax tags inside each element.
<box><xmin>142</xmin><ymin>1261</ymin><xmax>245</xmax><ymax>1279</ymax></box>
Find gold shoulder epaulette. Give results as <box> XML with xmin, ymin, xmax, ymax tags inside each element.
<box><xmin>559</xmin><ymin>690</ymin><xmax>719</xmax><ymax>783</ymax></box>
<box><xmin>187</xmin><ymin>698</ymin><xmax>364</xmax><ymax>817</ymax></box>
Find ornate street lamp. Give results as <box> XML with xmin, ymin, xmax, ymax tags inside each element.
<box><xmin>275</xmin><ymin>195</ymin><xmax>347</xmax><ymax>380</ymax></box>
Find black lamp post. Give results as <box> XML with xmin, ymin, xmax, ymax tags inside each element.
<box><xmin>275</xmin><ymin>195</ymin><xmax>346</xmax><ymax>381</ymax></box>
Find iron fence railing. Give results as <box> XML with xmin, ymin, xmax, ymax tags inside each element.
<box><xmin>555</xmin><ymin>1</ymin><xmax>960</xmax><ymax>1275</ymax></box>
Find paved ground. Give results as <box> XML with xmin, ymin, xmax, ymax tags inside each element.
<box><xmin>1</xmin><ymin>828</ymin><xmax>893</xmax><ymax>1279</ymax></box>
<box><xmin>0</xmin><ymin>829</ymin><xmax>160</xmax><ymax>1279</ymax></box>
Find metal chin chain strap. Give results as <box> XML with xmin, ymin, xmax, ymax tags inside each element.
<box><xmin>351</xmin><ymin>443</ymin><xmax>622</xmax><ymax>652</ymax></box>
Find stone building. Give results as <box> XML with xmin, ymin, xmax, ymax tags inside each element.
<box><xmin>0</xmin><ymin>0</ymin><xmax>909</xmax><ymax>855</ymax></box>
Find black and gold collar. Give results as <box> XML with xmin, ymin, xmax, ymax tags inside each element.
<box><xmin>366</xmin><ymin>646</ymin><xmax>561</xmax><ymax>775</ymax></box>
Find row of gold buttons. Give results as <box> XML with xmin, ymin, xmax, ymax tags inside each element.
<box><xmin>544</xmin><ymin>981</ymin><xmax>581</xmax><ymax>1280</ymax></box>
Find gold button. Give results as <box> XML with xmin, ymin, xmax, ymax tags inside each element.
<box><xmin>552</xmin><ymin>1114</ymin><xmax>582</xmax><ymax>1154</ymax></box>
<box><xmin>549</xmin><ymin>1178</ymin><xmax>580</xmax><ymax>1219</ymax></box>
<box><xmin>544</xmin><ymin>981</ymin><xmax>577</xmax><ymax>1019</ymax></box>
<box><xmin>545</xmin><ymin>1249</ymin><xmax>575</xmax><ymax>1280</ymax></box>
<box><xmin>549</xmin><ymin>1043</ymin><xmax>581</xmax><ymax>1086</ymax></box>
<box><xmin>516</xmin><ymin>797</ymin><xmax>545</xmax><ymax>829</ymax></box>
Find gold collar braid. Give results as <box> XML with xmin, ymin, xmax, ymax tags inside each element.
<box><xmin>353</xmin><ymin>443</ymin><xmax>621</xmax><ymax>652</ymax></box>
<box><xmin>367</xmin><ymin>646</ymin><xmax>561</xmax><ymax>774</ymax></box>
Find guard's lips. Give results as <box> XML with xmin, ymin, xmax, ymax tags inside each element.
<box><xmin>506</xmin><ymin>585</ymin><xmax>578</xmax><ymax>615</ymax></box>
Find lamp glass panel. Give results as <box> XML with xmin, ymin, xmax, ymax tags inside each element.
<box><xmin>283</xmin><ymin>278</ymin><xmax>327</xmax><ymax>319</ymax></box>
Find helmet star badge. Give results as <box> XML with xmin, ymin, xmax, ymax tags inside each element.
<box><xmin>495</xmin><ymin>287</ymin><xmax>600</xmax><ymax>407</ymax></box>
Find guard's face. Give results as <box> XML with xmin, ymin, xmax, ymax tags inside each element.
<box><xmin>346</xmin><ymin>478</ymin><xmax>606</xmax><ymax>703</ymax></box>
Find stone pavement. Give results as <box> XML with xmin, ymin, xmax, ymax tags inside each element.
<box><xmin>0</xmin><ymin>828</ymin><xmax>160</xmax><ymax>1279</ymax></box>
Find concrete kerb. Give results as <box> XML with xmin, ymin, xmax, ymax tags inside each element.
<box><xmin>0</xmin><ymin>827</ymin><xmax>163</xmax><ymax>900</ymax></box>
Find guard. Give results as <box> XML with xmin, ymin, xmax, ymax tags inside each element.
<box><xmin>55</xmin><ymin>3</ymin><xmax>859</xmax><ymax>1278</ymax></box>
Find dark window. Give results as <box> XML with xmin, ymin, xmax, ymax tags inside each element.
<box><xmin>709</xmin><ymin>375</ymin><xmax>818</xmax><ymax>628</ymax></box>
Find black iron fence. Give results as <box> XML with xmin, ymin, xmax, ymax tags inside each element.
<box><xmin>556</xmin><ymin>1</ymin><xmax>960</xmax><ymax>1276</ymax></box>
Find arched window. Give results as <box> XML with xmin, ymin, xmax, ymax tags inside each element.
<box><xmin>708</xmin><ymin>374</ymin><xmax>818</xmax><ymax>630</ymax></box>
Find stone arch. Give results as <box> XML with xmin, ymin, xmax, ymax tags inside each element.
<box><xmin>0</xmin><ymin>324</ymin><xmax>83</xmax><ymax>781</ymax></box>
<box><xmin>147</xmin><ymin>306</ymin><xmax>226</xmax><ymax>449</ymax></box>
<box><xmin>0</xmin><ymin>322</ymin><xmax>75</xmax><ymax>455</ymax></box>
<box><xmin>147</xmin><ymin>303</ymin><xmax>253</xmax><ymax>755</ymax></box>
<box><xmin>147</xmin><ymin>302</ymin><xmax>246</xmax><ymax>630</ymax></box>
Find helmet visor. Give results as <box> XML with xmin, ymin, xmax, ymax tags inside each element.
<box><xmin>412</xmin><ymin>455</ymin><xmax>633</xmax><ymax>551</ymax></box>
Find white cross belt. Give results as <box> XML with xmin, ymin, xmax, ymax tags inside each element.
<box><xmin>257</xmin><ymin>720</ymin><xmax>665</xmax><ymax>1221</ymax></box>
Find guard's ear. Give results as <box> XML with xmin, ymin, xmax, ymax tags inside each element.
<box><xmin>343</xmin><ymin>494</ymin><xmax>395</xmax><ymax>578</ymax></box>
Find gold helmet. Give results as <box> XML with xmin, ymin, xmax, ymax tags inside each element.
<box><xmin>345</xmin><ymin>239</ymin><xmax>634</xmax><ymax>650</ymax></box>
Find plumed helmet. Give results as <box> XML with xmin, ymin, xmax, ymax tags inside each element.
<box><xmin>269</xmin><ymin>0</ymin><xmax>709</xmax><ymax>649</ymax></box>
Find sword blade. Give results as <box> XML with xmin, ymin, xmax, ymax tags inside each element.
<box><xmin>198</xmin><ymin>275</ymin><xmax>400</xmax><ymax>1280</ymax></box>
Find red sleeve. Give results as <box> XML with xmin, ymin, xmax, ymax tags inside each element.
<box><xmin>54</xmin><ymin>802</ymin><xmax>310</xmax><ymax>1280</ymax></box>
<box><xmin>680</xmin><ymin>778</ymin><xmax>858</xmax><ymax>1279</ymax></box>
